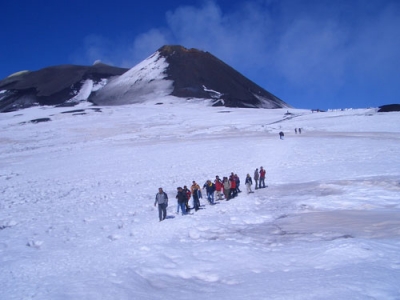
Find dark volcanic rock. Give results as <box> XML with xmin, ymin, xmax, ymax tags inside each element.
<box><xmin>0</xmin><ymin>63</ymin><xmax>128</xmax><ymax>112</ymax></box>
<box><xmin>25</xmin><ymin>118</ymin><xmax>52</xmax><ymax>124</ymax></box>
<box><xmin>378</xmin><ymin>104</ymin><xmax>400</xmax><ymax>112</ymax></box>
<box><xmin>158</xmin><ymin>45</ymin><xmax>287</xmax><ymax>108</ymax></box>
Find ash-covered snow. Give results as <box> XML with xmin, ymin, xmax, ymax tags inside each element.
<box><xmin>254</xmin><ymin>93</ymin><xmax>285</xmax><ymax>109</ymax></box>
<box><xmin>0</xmin><ymin>100</ymin><xmax>400</xmax><ymax>300</ymax></box>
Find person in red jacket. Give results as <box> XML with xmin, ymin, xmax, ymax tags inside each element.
<box><xmin>228</xmin><ymin>174</ymin><xmax>237</xmax><ymax>199</ymax></box>
<box><xmin>259</xmin><ymin>166</ymin><xmax>267</xmax><ymax>188</ymax></box>
<box><xmin>214</xmin><ymin>175</ymin><xmax>224</xmax><ymax>200</ymax></box>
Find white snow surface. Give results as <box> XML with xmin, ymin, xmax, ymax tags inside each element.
<box><xmin>1</xmin><ymin>100</ymin><xmax>400</xmax><ymax>300</ymax></box>
<box><xmin>67</xmin><ymin>78</ymin><xmax>110</xmax><ymax>103</ymax></box>
<box><xmin>68</xmin><ymin>79</ymin><xmax>94</xmax><ymax>103</ymax></box>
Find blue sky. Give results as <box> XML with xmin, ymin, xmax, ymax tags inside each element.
<box><xmin>1</xmin><ymin>0</ymin><xmax>399</xmax><ymax>109</ymax></box>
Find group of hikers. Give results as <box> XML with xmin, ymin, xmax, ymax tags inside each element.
<box><xmin>279</xmin><ymin>128</ymin><xmax>303</xmax><ymax>140</ymax></box>
<box><xmin>154</xmin><ymin>166</ymin><xmax>268</xmax><ymax>221</ymax></box>
<box><xmin>295</xmin><ymin>128</ymin><xmax>302</xmax><ymax>134</ymax></box>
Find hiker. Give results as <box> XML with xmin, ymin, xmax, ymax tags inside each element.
<box><xmin>182</xmin><ymin>185</ymin><xmax>191</xmax><ymax>211</ymax></box>
<box><xmin>295</xmin><ymin>128</ymin><xmax>298</xmax><ymax>134</ymax></box>
<box><xmin>259</xmin><ymin>166</ymin><xmax>266</xmax><ymax>188</ymax></box>
<box><xmin>203</xmin><ymin>180</ymin><xmax>216</xmax><ymax>204</ymax></box>
<box><xmin>223</xmin><ymin>177</ymin><xmax>230</xmax><ymax>200</ymax></box>
<box><xmin>191</xmin><ymin>181</ymin><xmax>201</xmax><ymax>211</ymax></box>
<box><xmin>176</xmin><ymin>187</ymin><xmax>187</xmax><ymax>215</ymax></box>
<box><xmin>215</xmin><ymin>175</ymin><xmax>224</xmax><ymax>200</ymax></box>
<box><xmin>229</xmin><ymin>175</ymin><xmax>237</xmax><ymax>199</ymax></box>
<box><xmin>234</xmin><ymin>174</ymin><xmax>241</xmax><ymax>193</ymax></box>
<box><xmin>245</xmin><ymin>174</ymin><xmax>254</xmax><ymax>194</ymax></box>
<box><xmin>279</xmin><ymin>131</ymin><xmax>284</xmax><ymax>140</ymax></box>
<box><xmin>254</xmin><ymin>168</ymin><xmax>259</xmax><ymax>189</ymax></box>
<box><xmin>154</xmin><ymin>187</ymin><xmax>168</xmax><ymax>221</ymax></box>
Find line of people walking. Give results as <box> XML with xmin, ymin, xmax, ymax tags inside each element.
<box><xmin>154</xmin><ymin>167</ymin><xmax>268</xmax><ymax>221</ymax></box>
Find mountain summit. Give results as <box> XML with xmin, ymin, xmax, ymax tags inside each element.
<box><xmin>91</xmin><ymin>45</ymin><xmax>289</xmax><ymax>109</ymax></box>
<box><xmin>0</xmin><ymin>45</ymin><xmax>289</xmax><ymax>112</ymax></box>
<box><xmin>162</xmin><ymin>45</ymin><xmax>287</xmax><ymax>108</ymax></box>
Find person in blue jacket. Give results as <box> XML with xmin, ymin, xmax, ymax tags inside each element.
<box><xmin>245</xmin><ymin>174</ymin><xmax>254</xmax><ymax>194</ymax></box>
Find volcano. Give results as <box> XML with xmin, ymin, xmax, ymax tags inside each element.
<box><xmin>0</xmin><ymin>45</ymin><xmax>289</xmax><ymax>112</ymax></box>
<box><xmin>90</xmin><ymin>45</ymin><xmax>289</xmax><ymax>109</ymax></box>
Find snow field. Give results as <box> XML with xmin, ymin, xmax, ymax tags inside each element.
<box><xmin>1</xmin><ymin>102</ymin><xmax>400</xmax><ymax>299</ymax></box>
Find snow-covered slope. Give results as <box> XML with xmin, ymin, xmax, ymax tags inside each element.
<box><xmin>90</xmin><ymin>51</ymin><xmax>173</xmax><ymax>106</ymax></box>
<box><xmin>1</xmin><ymin>102</ymin><xmax>399</xmax><ymax>299</ymax></box>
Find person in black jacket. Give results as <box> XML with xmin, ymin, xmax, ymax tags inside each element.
<box><xmin>176</xmin><ymin>187</ymin><xmax>187</xmax><ymax>215</ymax></box>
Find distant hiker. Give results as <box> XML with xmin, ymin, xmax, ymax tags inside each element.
<box><xmin>198</xmin><ymin>184</ymin><xmax>203</xmax><ymax>200</ymax></box>
<box><xmin>223</xmin><ymin>177</ymin><xmax>230</xmax><ymax>200</ymax></box>
<box><xmin>182</xmin><ymin>185</ymin><xmax>191</xmax><ymax>210</ymax></box>
<box><xmin>259</xmin><ymin>166</ymin><xmax>266</xmax><ymax>188</ymax></box>
<box><xmin>191</xmin><ymin>181</ymin><xmax>201</xmax><ymax>211</ymax></box>
<box><xmin>254</xmin><ymin>168</ymin><xmax>259</xmax><ymax>189</ymax></box>
<box><xmin>175</xmin><ymin>187</ymin><xmax>187</xmax><ymax>215</ymax></box>
<box><xmin>214</xmin><ymin>176</ymin><xmax>224</xmax><ymax>200</ymax></box>
<box><xmin>203</xmin><ymin>180</ymin><xmax>216</xmax><ymax>204</ymax></box>
<box><xmin>295</xmin><ymin>128</ymin><xmax>298</xmax><ymax>134</ymax></box>
<box><xmin>176</xmin><ymin>187</ymin><xmax>182</xmax><ymax>214</ymax></box>
<box><xmin>279</xmin><ymin>131</ymin><xmax>284</xmax><ymax>140</ymax></box>
<box><xmin>229</xmin><ymin>175</ymin><xmax>237</xmax><ymax>199</ymax></box>
<box><xmin>234</xmin><ymin>174</ymin><xmax>241</xmax><ymax>193</ymax></box>
<box><xmin>245</xmin><ymin>174</ymin><xmax>254</xmax><ymax>194</ymax></box>
<box><xmin>154</xmin><ymin>187</ymin><xmax>168</xmax><ymax>221</ymax></box>
<box><xmin>299</xmin><ymin>128</ymin><xmax>302</xmax><ymax>134</ymax></box>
